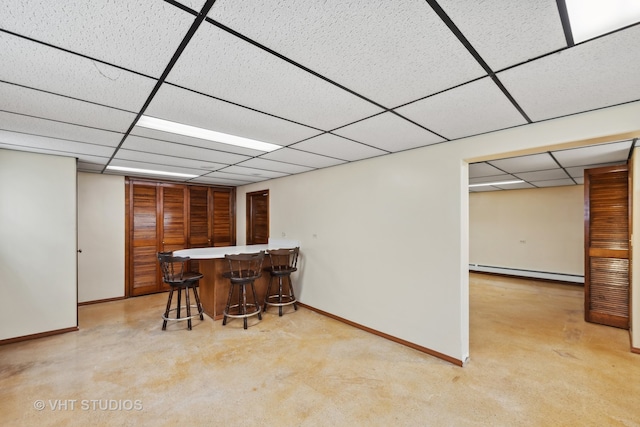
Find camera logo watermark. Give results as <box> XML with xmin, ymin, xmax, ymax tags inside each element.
<box><xmin>33</xmin><ymin>399</ymin><xmax>143</xmax><ymax>411</ymax></box>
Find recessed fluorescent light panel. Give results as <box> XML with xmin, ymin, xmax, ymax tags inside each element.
<box><xmin>565</xmin><ymin>0</ymin><xmax>640</xmax><ymax>43</ymax></box>
<box><xmin>106</xmin><ymin>165</ymin><xmax>198</xmax><ymax>178</ymax></box>
<box><xmin>136</xmin><ymin>116</ymin><xmax>282</xmax><ymax>152</ymax></box>
<box><xmin>469</xmin><ymin>180</ymin><xmax>524</xmax><ymax>188</ymax></box>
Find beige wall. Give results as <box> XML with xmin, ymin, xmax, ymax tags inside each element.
<box><xmin>631</xmin><ymin>151</ymin><xmax>639</xmax><ymax>350</ymax></box>
<box><xmin>77</xmin><ymin>173</ymin><xmax>125</xmax><ymax>303</ymax></box>
<box><xmin>236</xmin><ymin>100</ymin><xmax>640</xmax><ymax>363</ymax></box>
<box><xmin>469</xmin><ymin>185</ymin><xmax>584</xmax><ymax>276</ymax></box>
<box><xmin>0</xmin><ymin>150</ymin><xmax>77</xmax><ymax>340</ymax></box>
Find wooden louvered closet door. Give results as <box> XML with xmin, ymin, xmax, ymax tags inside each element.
<box><xmin>584</xmin><ymin>164</ymin><xmax>630</xmax><ymax>329</ymax></box>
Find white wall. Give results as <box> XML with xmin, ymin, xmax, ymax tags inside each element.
<box><xmin>470</xmin><ymin>185</ymin><xmax>584</xmax><ymax>276</ymax></box>
<box><xmin>0</xmin><ymin>150</ymin><xmax>77</xmax><ymax>340</ymax></box>
<box><xmin>77</xmin><ymin>173</ymin><xmax>125</xmax><ymax>303</ymax></box>
<box><xmin>237</xmin><ymin>100</ymin><xmax>640</xmax><ymax>363</ymax></box>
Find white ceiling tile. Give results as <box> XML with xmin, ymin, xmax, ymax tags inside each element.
<box><xmin>552</xmin><ymin>140</ymin><xmax>632</xmax><ymax>167</ymax></box>
<box><xmin>396</xmin><ymin>77</ymin><xmax>527</xmax><ymax>140</ymax></box>
<box><xmin>0</xmin><ymin>0</ymin><xmax>195</xmax><ymax>77</ymax></box>
<box><xmin>438</xmin><ymin>0</ymin><xmax>566</xmax><ymax>71</ymax></box>
<box><xmin>499</xmin><ymin>25</ymin><xmax>640</xmax><ymax>121</ymax></box>
<box><xmin>493</xmin><ymin>182</ymin><xmax>536</xmax><ymax>190</ymax></box>
<box><xmin>202</xmin><ymin>171</ymin><xmax>270</xmax><ymax>183</ymax></box>
<box><xmin>488</xmin><ymin>153</ymin><xmax>557</xmax><ymax>173</ymax></box>
<box><xmin>333</xmin><ymin>113</ymin><xmax>444</xmax><ymax>152</ymax></box>
<box><xmin>469</xmin><ymin>174</ymin><xmax>517</xmax><ymax>185</ymax></box>
<box><xmin>290</xmin><ymin>133</ymin><xmax>387</xmax><ymax>162</ymax></box>
<box><xmin>209</xmin><ymin>0</ymin><xmax>486</xmax><ymax>107</ymax></box>
<box><xmin>120</xmin><ymin>135</ymin><xmax>250</xmax><ymax>165</ymax></box>
<box><xmin>574</xmin><ymin>177</ymin><xmax>584</xmax><ymax>185</ymax></box>
<box><xmin>190</xmin><ymin>175</ymin><xmax>252</xmax><ymax>186</ymax></box>
<box><xmin>167</xmin><ymin>23</ymin><xmax>382</xmax><ymax>129</ymax></box>
<box><xmin>469</xmin><ymin>186</ymin><xmax>502</xmax><ymax>192</ymax></box>
<box><xmin>0</xmin><ymin>82</ymin><xmax>136</xmax><ymax>132</ymax></box>
<box><xmin>469</xmin><ymin>162</ymin><xmax>504</xmax><ymax>178</ymax></box>
<box><xmin>176</xmin><ymin>1</ymin><xmax>207</xmax><ymax>12</ymax></box>
<box><xmin>235</xmin><ymin>158</ymin><xmax>314</xmax><ymax>174</ymax></box>
<box><xmin>0</xmin><ymin>130</ymin><xmax>115</xmax><ymax>157</ymax></box>
<box><xmin>0</xmin><ymin>144</ymin><xmax>109</xmax><ymax>164</ymax></box>
<box><xmin>77</xmin><ymin>163</ymin><xmax>106</xmax><ymax>173</ymax></box>
<box><xmin>129</xmin><ymin>127</ymin><xmax>265</xmax><ymax>157</ymax></box>
<box><xmin>530</xmin><ymin>179</ymin><xmax>576</xmax><ymax>188</ymax></box>
<box><xmin>260</xmin><ymin>148</ymin><xmax>346</xmax><ymax>168</ymax></box>
<box><xmin>115</xmin><ymin>149</ymin><xmax>227</xmax><ymax>172</ymax></box>
<box><xmin>145</xmin><ymin>84</ymin><xmax>320</xmax><ymax>146</ymax></box>
<box><xmin>0</xmin><ymin>32</ymin><xmax>156</xmax><ymax>112</ymax></box>
<box><xmin>219</xmin><ymin>166</ymin><xmax>289</xmax><ymax>179</ymax></box>
<box><xmin>513</xmin><ymin>169</ymin><xmax>569</xmax><ymax>182</ymax></box>
<box><xmin>0</xmin><ymin>111</ymin><xmax>123</xmax><ymax>147</ymax></box>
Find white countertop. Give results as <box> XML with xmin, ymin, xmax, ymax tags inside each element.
<box><xmin>173</xmin><ymin>238</ymin><xmax>300</xmax><ymax>260</ymax></box>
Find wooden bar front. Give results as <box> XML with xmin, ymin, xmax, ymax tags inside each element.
<box><xmin>197</xmin><ymin>257</ymin><xmax>272</xmax><ymax>320</ymax></box>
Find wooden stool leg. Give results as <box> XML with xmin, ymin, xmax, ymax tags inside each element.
<box><xmin>288</xmin><ymin>275</ymin><xmax>298</xmax><ymax>311</ymax></box>
<box><xmin>242</xmin><ymin>284</ymin><xmax>248</xmax><ymax>330</ymax></box>
<box><xmin>192</xmin><ymin>285</ymin><xmax>204</xmax><ymax>320</ymax></box>
<box><xmin>250</xmin><ymin>281</ymin><xmax>262</xmax><ymax>321</ymax></box>
<box><xmin>264</xmin><ymin>276</ymin><xmax>274</xmax><ymax>312</ymax></box>
<box><xmin>278</xmin><ymin>276</ymin><xmax>284</xmax><ymax>316</ymax></box>
<box><xmin>185</xmin><ymin>287</ymin><xmax>192</xmax><ymax>330</ymax></box>
<box><xmin>223</xmin><ymin>282</ymin><xmax>234</xmax><ymax>326</ymax></box>
<box><xmin>163</xmin><ymin>288</ymin><xmax>174</xmax><ymax>330</ymax></box>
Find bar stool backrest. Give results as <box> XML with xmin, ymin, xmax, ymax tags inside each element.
<box><xmin>268</xmin><ymin>247</ymin><xmax>299</xmax><ymax>273</ymax></box>
<box><xmin>157</xmin><ymin>252</ymin><xmax>190</xmax><ymax>284</ymax></box>
<box><xmin>225</xmin><ymin>251</ymin><xmax>265</xmax><ymax>282</ymax></box>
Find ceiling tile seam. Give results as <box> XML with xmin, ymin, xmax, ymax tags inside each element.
<box><xmin>548</xmin><ymin>151</ymin><xmax>577</xmax><ymax>184</ymax></box>
<box><xmin>0</xmin><ymin>141</ymin><xmax>111</xmax><ymax>159</ymax></box>
<box><xmin>164</xmin><ymin>0</ymin><xmax>199</xmax><ymax>16</ymax></box>
<box><xmin>424</xmin><ymin>0</ymin><xmax>532</xmax><ymax>124</ymax></box>
<box><xmin>162</xmin><ymin>82</ymin><xmax>327</xmax><ymax>133</ymax></box>
<box><xmin>293</xmin><ymin>131</ymin><xmax>392</xmax><ymax>155</ymax></box>
<box><xmin>523</xmin><ymin>97</ymin><xmax>640</xmax><ymax>128</ymax></box>
<box><xmin>0</xmin><ymin>109</ymin><xmax>127</xmax><ymax>136</ymax></box>
<box><xmin>220</xmin><ymin>158</ymin><xmax>315</xmax><ymax>174</ymax></box>
<box><xmin>128</xmin><ymin>132</ymin><xmax>265</xmax><ymax>158</ymax></box>
<box><xmin>117</xmin><ymin>147</ymin><xmax>238</xmax><ymax>166</ymax></box>
<box><xmin>0</xmin><ymin>128</ymin><xmax>120</xmax><ymax>149</ymax></box>
<box><xmin>198</xmin><ymin>170</ymin><xmax>263</xmax><ymax>181</ymax></box>
<box><xmin>390</xmin><ymin>75</ymin><xmax>487</xmax><ymax>111</ymax></box>
<box><xmin>0</xmin><ymin>28</ymin><xmax>157</xmax><ymax>81</ymax></box>
<box><xmin>555</xmin><ymin>0</ymin><xmax>574</xmax><ymax>46</ymax></box>
<box><xmin>204</xmin><ymin>18</ymin><xmax>391</xmax><ymax>112</ymax></box>
<box><xmin>207</xmin><ymin>167</ymin><xmax>291</xmax><ymax>179</ymax></box>
<box><xmin>205</xmin><ymin>19</ymin><xmax>451</xmax><ymax>141</ymax></box>
<box><xmin>101</xmin><ymin>0</ymin><xmax>218</xmax><ymax>173</ymax></box>
<box><xmin>0</xmin><ymin>79</ymin><xmax>139</xmax><ymax>115</ymax></box>
<box><xmin>277</xmin><ymin>145</ymin><xmax>360</xmax><ymax>163</ymax></box>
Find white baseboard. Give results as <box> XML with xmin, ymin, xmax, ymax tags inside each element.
<box><xmin>469</xmin><ymin>264</ymin><xmax>584</xmax><ymax>284</ymax></box>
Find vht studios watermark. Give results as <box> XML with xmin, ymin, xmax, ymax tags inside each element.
<box><xmin>33</xmin><ymin>399</ymin><xmax>143</xmax><ymax>411</ymax></box>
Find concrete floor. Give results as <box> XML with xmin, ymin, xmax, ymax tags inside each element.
<box><xmin>1</xmin><ymin>273</ymin><xmax>639</xmax><ymax>426</ymax></box>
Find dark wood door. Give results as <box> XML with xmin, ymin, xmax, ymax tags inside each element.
<box><xmin>212</xmin><ymin>189</ymin><xmax>234</xmax><ymax>246</ymax></box>
<box><xmin>246</xmin><ymin>190</ymin><xmax>269</xmax><ymax>245</ymax></box>
<box><xmin>584</xmin><ymin>164</ymin><xmax>630</xmax><ymax>329</ymax></box>
<box><xmin>129</xmin><ymin>181</ymin><xmax>160</xmax><ymax>296</ymax></box>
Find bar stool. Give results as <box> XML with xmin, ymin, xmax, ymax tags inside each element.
<box><xmin>157</xmin><ymin>252</ymin><xmax>204</xmax><ymax>330</ymax></box>
<box><xmin>264</xmin><ymin>247</ymin><xmax>299</xmax><ymax>316</ymax></box>
<box><xmin>222</xmin><ymin>251</ymin><xmax>265</xmax><ymax>329</ymax></box>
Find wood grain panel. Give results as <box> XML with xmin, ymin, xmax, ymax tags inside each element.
<box><xmin>246</xmin><ymin>190</ymin><xmax>269</xmax><ymax>245</ymax></box>
<box><xmin>213</xmin><ymin>190</ymin><xmax>233</xmax><ymax>246</ymax></box>
<box><xmin>161</xmin><ymin>185</ymin><xmax>186</xmax><ymax>249</ymax></box>
<box><xmin>584</xmin><ymin>164</ymin><xmax>629</xmax><ymax>329</ymax></box>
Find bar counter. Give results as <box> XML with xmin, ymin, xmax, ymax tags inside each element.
<box><xmin>174</xmin><ymin>239</ymin><xmax>300</xmax><ymax>320</ymax></box>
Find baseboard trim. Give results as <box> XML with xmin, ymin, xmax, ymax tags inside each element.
<box><xmin>469</xmin><ymin>264</ymin><xmax>584</xmax><ymax>284</ymax></box>
<box><xmin>631</xmin><ymin>346</ymin><xmax>640</xmax><ymax>354</ymax></box>
<box><xmin>297</xmin><ymin>302</ymin><xmax>463</xmax><ymax>367</ymax></box>
<box><xmin>78</xmin><ymin>296</ymin><xmax>126</xmax><ymax>306</ymax></box>
<box><xmin>0</xmin><ymin>326</ymin><xmax>79</xmax><ymax>346</ymax></box>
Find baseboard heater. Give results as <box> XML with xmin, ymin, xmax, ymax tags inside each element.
<box><xmin>469</xmin><ymin>264</ymin><xmax>584</xmax><ymax>284</ymax></box>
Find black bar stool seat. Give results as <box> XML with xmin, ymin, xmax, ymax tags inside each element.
<box><xmin>222</xmin><ymin>251</ymin><xmax>265</xmax><ymax>329</ymax></box>
<box><xmin>264</xmin><ymin>247</ymin><xmax>299</xmax><ymax>316</ymax></box>
<box><xmin>157</xmin><ymin>252</ymin><xmax>204</xmax><ymax>330</ymax></box>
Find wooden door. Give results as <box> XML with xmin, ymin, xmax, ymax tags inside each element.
<box><xmin>128</xmin><ymin>181</ymin><xmax>160</xmax><ymax>296</ymax></box>
<box><xmin>584</xmin><ymin>164</ymin><xmax>630</xmax><ymax>329</ymax></box>
<box><xmin>212</xmin><ymin>189</ymin><xmax>234</xmax><ymax>246</ymax></box>
<box><xmin>246</xmin><ymin>190</ymin><xmax>269</xmax><ymax>244</ymax></box>
<box><xmin>160</xmin><ymin>184</ymin><xmax>187</xmax><ymax>255</ymax></box>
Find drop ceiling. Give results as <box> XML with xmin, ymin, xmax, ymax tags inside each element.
<box><xmin>0</xmin><ymin>0</ymin><xmax>639</xmax><ymax>187</ymax></box>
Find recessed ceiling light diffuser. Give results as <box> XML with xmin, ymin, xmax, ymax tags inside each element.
<box><xmin>106</xmin><ymin>165</ymin><xmax>198</xmax><ymax>178</ymax></box>
<box><xmin>136</xmin><ymin>115</ymin><xmax>282</xmax><ymax>152</ymax></box>
<box><xmin>565</xmin><ymin>0</ymin><xmax>640</xmax><ymax>43</ymax></box>
<box><xmin>468</xmin><ymin>180</ymin><xmax>524</xmax><ymax>188</ymax></box>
